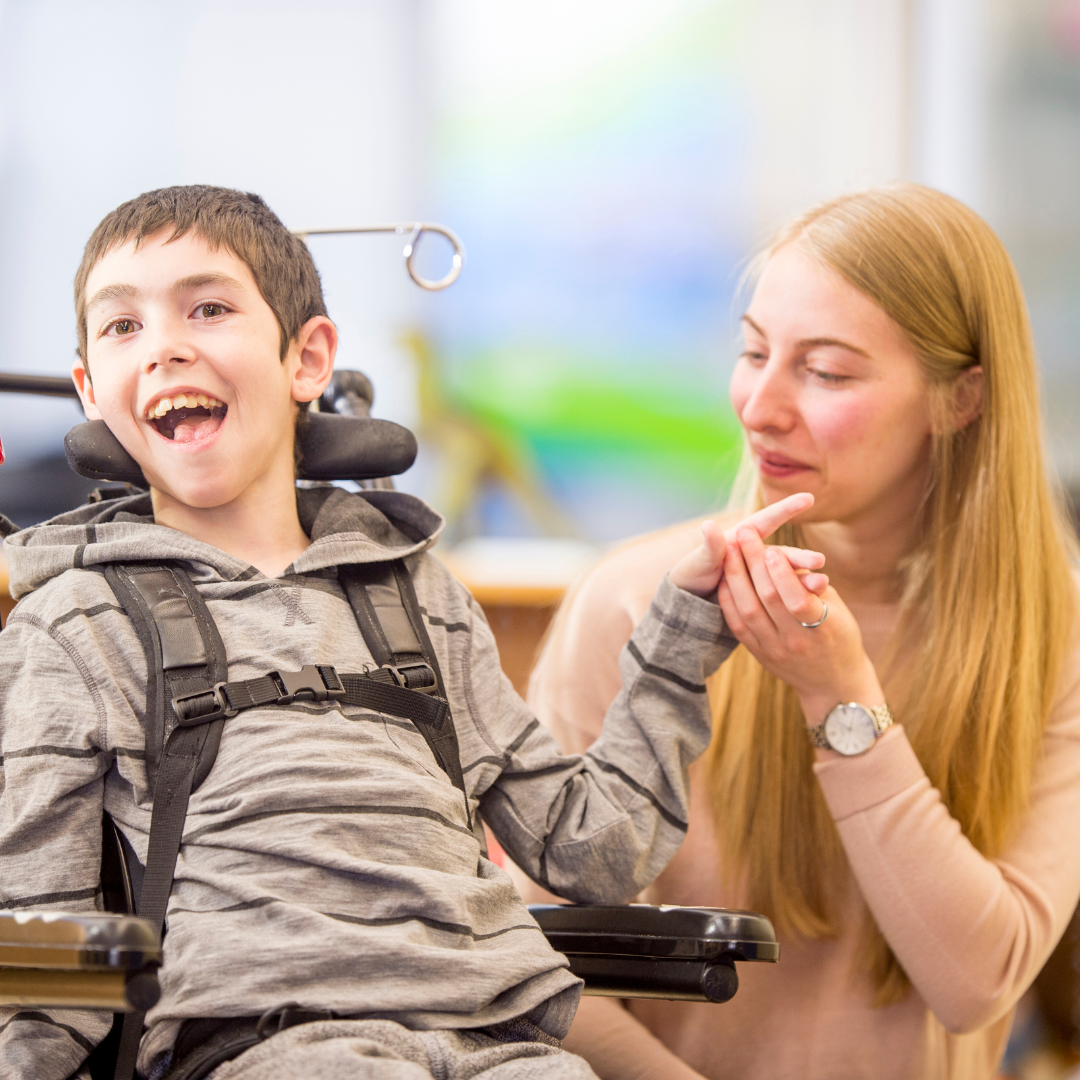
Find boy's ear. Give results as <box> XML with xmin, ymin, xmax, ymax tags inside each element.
<box><xmin>290</xmin><ymin>317</ymin><xmax>338</xmax><ymax>405</ymax></box>
<box><xmin>70</xmin><ymin>361</ymin><xmax>104</xmax><ymax>421</ymax></box>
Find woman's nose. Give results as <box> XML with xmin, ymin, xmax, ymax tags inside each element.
<box><xmin>738</xmin><ymin>360</ymin><xmax>798</xmax><ymax>434</ymax></box>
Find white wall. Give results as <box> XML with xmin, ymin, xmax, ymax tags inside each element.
<box><xmin>0</xmin><ymin>0</ymin><xmax>428</xmax><ymax>465</ymax></box>
<box><xmin>747</xmin><ymin>0</ymin><xmax>912</xmax><ymax>237</ymax></box>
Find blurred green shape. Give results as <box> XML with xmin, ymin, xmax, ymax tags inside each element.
<box><xmin>452</xmin><ymin>350</ymin><xmax>744</xmax><ymax>477</ymax></box>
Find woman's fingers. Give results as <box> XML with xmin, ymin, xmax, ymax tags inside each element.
<box><xmin>723</xmin><ymin>536</ymin><xmax>779</xmax><ymax>639</ymax></box>
<box><xmin>764</xmin><ymin>545</ymin><xmax>829</xmax><ymax>625</ymax></box>
<box><xmin>718</xmin><ymin>578</ymin><xmax>760</xmax><ymax>651</ymax></box>
<box><xmin>729</xmin><ymin>493</ymin><xmax>813</xmax><ymax>544</ymax></box>
<box><xmin>775</xmin><ymin>545</ymin><xmax>825</xmax><ymax>571</ymax></box>
<box><xmin>800</xmin><ymin>571</ymin><xmax>830</xmax><ymax>596</ymax></box>
<box><xmin>735</xmin><ymin>527</ymin><xmax>797</xmax><ymax>629</ymax></box>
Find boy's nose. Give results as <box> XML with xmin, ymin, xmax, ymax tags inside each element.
<box><xmin>141</xmin><ymin>324</ymin><xmax>198</xmax><ymax>374</ymax></box>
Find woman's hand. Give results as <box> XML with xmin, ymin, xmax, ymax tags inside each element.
<box><xmin>670</xmin><ymin>492</ymin><xmax>827</xmax><ymax>599</ymax></box>
<box><xmin>719</xmin><ymin>526</ymin><xmax>884</xmax><ymax>726</ymax></box>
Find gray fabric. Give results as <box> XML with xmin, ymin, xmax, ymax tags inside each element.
<box><xmin>204</xmin><ymin>1019</ymin><xmax>598</xmax><ymax>1079</ymax></box>
<box><xmin>0</xmin><ymin>486</ymin><xmax>734</xmax><ymax>1079</ymax></box>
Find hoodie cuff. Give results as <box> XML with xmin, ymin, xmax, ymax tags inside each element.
<box><xmin>640</xmin><ymin>574</ymin><xmax>738</xmax><ymax>679</ymax></box>
<box><xmin>812</xmin><ymin>725</ymin><xmax>926</xmax><ymax>822</ymax></box>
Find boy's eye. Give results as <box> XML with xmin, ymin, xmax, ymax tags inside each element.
<box><xmin>112</xmin><ymin>319</ymin><xmax>136</xmax><ymax>336</ymax></box>
<box><xmin>198</xmin><ymin>303</ymin><xmax>226</xmax><ymax>318</ymax></box>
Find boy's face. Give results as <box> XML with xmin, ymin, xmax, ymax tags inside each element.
<box><xmin>74</xmin><ymin>230</ymin><xmax>333</xmax><ymax>510</ymax></box>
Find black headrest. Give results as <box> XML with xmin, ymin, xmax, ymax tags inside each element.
<box><xmin>64</xmin><ymin>413</ymin><xmax>418</xmax><ymax>486</ymax></box>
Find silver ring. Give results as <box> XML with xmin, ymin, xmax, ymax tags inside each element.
<box><xmin>799</xmin><ymin>602</ymin><xmax>828</xmax><ymax>629</ymax></box>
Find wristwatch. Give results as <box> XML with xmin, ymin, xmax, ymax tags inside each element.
<box><xmin>809</xmin><ymin>702</ymin><xmax>893</xmax><ymax>756</ymax></box>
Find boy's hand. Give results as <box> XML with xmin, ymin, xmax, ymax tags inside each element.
<box><xmin>670</xmin><ymin>493</ymin><xmax>827</xmax><ymax>600</ymax></box>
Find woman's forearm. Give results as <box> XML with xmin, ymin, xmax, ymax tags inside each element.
<box><xmin>562</xmin><ymin>996</ymin><xmax>708</xmax><ymax>1080</ymax></box>
<box><xmin>815</xmin><ymin>724</ymin><xmax>1080</xmax><ymax>1033</ymax></box>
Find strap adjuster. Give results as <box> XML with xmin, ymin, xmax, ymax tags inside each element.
<box><xmin>270</xmin><ymin>665</ymin><xmax>346</xmax><ymax>705</ymax></box>
<box><xmin>173</xmin><ymin>682</ymin><xmax>237</xmax><ymax>725</ymax></box>
<box><xmin>382</xmin><ymin>661</ymin><xmax>438</xmax><ymax>694</ymax></box>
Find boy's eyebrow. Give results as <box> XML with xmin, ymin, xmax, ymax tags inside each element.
<box><xmin>740</xmin><ymin>315</ymin><xmax>871</xmax><ymax>358</ymax></box>
<box><xmin>86</xmin><ymin>283</ymin><xmax>142</xmax><ymax>311</ymax></box>
<box><xmin>170</xmin><ymin>272</ymin><xmax>248</xmax><ymax>295</ymax></box>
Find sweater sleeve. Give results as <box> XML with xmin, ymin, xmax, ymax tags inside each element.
<box><xmin>473</xmin><ymin>575</ymin><xmax>737</xmax><ymax>903</ymax></box>
<box><xmin>813</xmin><ymin>647</ymin><xmax>1080</xmax><ymax>1033</ymax></box>
<box><xmin>0</xmin><ymin>611</ymin><xmax>116</xmax><ymax>1078</ymax></box>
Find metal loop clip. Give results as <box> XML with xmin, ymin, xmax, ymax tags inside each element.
<box><xmin>291</xmin><ymin>223</ymin><xmax>465</xmax><ymax>291</ymax></box>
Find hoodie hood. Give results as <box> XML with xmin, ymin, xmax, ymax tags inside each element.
<box><xmin>4</xmin><ymin>486</ymin><xmax>445</xmax><ymax>600</ymax></box>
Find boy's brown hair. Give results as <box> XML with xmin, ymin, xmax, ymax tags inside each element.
<box><xmin>74</xmin><ymin>185</ymin><xmax>327</xmax><ymax>369</ymax></box>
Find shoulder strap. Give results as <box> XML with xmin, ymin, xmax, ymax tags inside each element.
<box><xmin>104</xmin><ymin>563</ymin><xmax>228</xmax><ymax>1080</ymax></box>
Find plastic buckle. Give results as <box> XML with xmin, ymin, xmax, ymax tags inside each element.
<box><xmin>271</xmin><ymin>665</ymin><xmax>347</xmax><ymax>705</ymax></box>
<box><xmin>382</xmin><ymin>661</ymin><xmax>438</xmax><ymax>694</ymax></box>
<box><xmin>173</xmin><ymin>682</ymin><xmax>237</xmax><ymax>725</ymax></box>
<box><xmin>255</xmin><ymin>1001</ymin><xmax>338</xmax><ymax>1040</ymax></box>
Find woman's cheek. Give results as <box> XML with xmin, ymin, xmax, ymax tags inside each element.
<box><xmin>803</xmin><ymin>394</ymin><xmax>878</xmax><ymax>455</ymax></box>
<box><xmin>728</xmin><ymin>363</ymin><xmax>753</xmax><ymax>424</ymax></box>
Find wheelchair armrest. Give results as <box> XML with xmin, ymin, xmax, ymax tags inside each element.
<box><xmin>529</xmin><ymin>903</ymin><xmax>779</xmax><ymax>1004</ymax></box>
<box><xmin>0</xmin><ymin>911</ymin><xmax>162</xmax><ymax>1012</ymax></box>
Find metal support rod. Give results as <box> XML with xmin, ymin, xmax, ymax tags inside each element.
<box><xmin>0</xmin><ymin>374</ymin><xmax>79</xmax><ymax>398</ymax></box>
<box><xmin>292</xmin><ymin>222</ymin><xmax>465</xmax><ymax>291</ymax></box>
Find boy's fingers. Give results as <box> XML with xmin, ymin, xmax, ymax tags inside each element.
<box><xmin>731</xmin><ymin>493</ymin><xmax>813</xmax><ymax>543</ymax></box>
<box><xmin>764</xmin><ymin>545</ymin><xmax>829</xmax><ymax>624</ymax></box>
<box><xmin>700</xmin><ymin>520</ymin><xmax>727</xmax><ymax>565</ymax></box>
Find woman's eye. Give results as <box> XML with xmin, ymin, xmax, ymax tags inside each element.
<box><xmin>809</xmin><ymin>368</ymin><xmax>850</xmax><ymax>384</ymax></box>
<box><xmin>740</xmin><ymin>350</ymin><xmax>767</xmax><ymax>363</ymax></box>
<box><xmin>198</xmin><ymin>303</ymin><xmax>226</xmax><ymax>319</ymax></box>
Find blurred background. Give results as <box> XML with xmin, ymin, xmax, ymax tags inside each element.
<box><xmin>1</xmin><ymin>2</ymin><xmax>1079</xmax><ymax>1074</ymax></box>
<box><xmin>6</xmin><ymin>0</ymin><xmax>1078</xmax><ymax>544</ymax></box>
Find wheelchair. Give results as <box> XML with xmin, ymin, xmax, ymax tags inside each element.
<box><xmin>0</xmin><ymin>363</ymin><xmax>779</xmax><ymax>1076</ymax></box>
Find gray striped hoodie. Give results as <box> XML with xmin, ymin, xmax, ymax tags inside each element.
<box><xmin>0</xmin><ymin>486</ymin><xmax>734</xmax><ymax>1079</ymax></box>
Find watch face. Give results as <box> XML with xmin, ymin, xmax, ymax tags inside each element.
<box><xmin>823</xmin><ymin>704</ymin><xmax>877</xmax><ymax>756</ymax></box>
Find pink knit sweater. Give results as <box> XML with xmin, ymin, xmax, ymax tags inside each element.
<box><xmin>519</xmin><ymin>518</ymin><xmax>1080</xmax><ymax>1080</ymax></box>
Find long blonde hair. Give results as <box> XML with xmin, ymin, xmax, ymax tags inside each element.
<box><xmin>705</xmin><ymin>184</ymin><xmax>1079</xmax><ymax>1004</ymax></box>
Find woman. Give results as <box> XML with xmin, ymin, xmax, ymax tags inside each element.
<box><xmin>516</xmin><ymin>185</ymin><xmax>1080</xmax><ymax>1079</ymax></box>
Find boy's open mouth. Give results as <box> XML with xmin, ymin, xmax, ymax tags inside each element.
<box><xmin>146</xmin><ymin>393</ymin><xmax>227</xmax><ymax>444</ymax></box>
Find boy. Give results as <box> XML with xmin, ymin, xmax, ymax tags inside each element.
<box><xmin>0</xmin><ymin>187</ymin><xmax>816</xmax><ymax>1079</ymax></box>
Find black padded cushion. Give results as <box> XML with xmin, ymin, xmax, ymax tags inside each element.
<box><xmin>64</xmin><ymin>414</ymin><xmax>418</xmax><ymax>486</ymax></box>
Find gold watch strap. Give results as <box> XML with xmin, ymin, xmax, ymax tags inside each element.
<box><xmin>809</xmin><ymin>702</ymin><xmax>893</xmax><ymax>750</ymax></box>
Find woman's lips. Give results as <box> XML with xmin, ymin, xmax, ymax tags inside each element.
<box><xmin>756</xmin><ymin>450</ymin><xmax>813</xmax><ymax>479</ymax></box>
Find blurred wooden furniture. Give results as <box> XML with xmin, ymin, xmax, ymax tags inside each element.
<box><xmin>467</xmin><ymin>583</ymin><xmax>563</xmax><ymax>696</ymax></box>
<box><xmin>0</xmin><ymin>554</ymin><xmax>12</xmax><ymax>627</ymax></box>
<box><xmin>437</xmin><ymin>539</ymin><xmax>598</xmax><ymax>697</ymax></box>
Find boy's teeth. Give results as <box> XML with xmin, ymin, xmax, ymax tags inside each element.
<box><xmin>147</xmin><ymin>394</ymin><xmax>223</xmax><ymax>419</ymax></box>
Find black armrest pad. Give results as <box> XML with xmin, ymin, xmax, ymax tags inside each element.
<box><xmin>528</xmin><ymin>903</ymin><xmax>779</xmax><ymax>963</ymax></box>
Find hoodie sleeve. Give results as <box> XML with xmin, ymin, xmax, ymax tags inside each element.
<box><xmin>460</xmin><ymin>573</ymin><xmax>735</xmax><ymax>902</ymax></box>
<box><xmin>0</xmin><ymin>606</ymin><xmax>116</xmax><ymax>1078</ymax></box>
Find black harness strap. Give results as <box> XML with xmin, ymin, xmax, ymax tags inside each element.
<box><xmin>339</xmin><ymin>561</ymin><xmax>468</xmax><ymax>816</ymax></box>
<box><xmin>107</xmin><ymin>564</ymin><xmax>228</xmax><ymax>1080</ymax></box>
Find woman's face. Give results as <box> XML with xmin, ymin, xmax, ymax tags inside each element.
<box><xmin>729</xmin><ymin>243</ymin><xmax>934</xmax><ymax>526</ymax></box>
